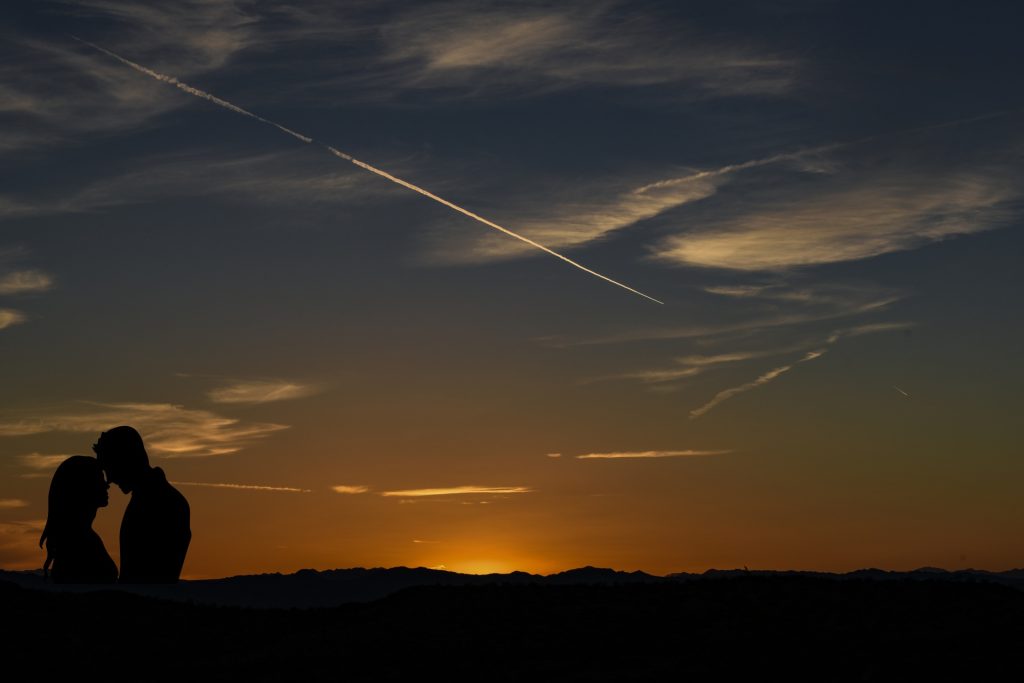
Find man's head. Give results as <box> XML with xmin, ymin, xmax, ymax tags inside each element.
<box><xmin>92</xmin><ymin>426</ymin><xmax>150</xmax><ymax>493</ymax></box>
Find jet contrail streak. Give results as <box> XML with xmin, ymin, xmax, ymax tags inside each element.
<box><xmin>72</xmin><ymin>37</ymin><xmax>662</xmax><ymax>304</ymax></box>
<box><xmin>634</xmin><ymin>110</ymin><xmax>1019</xmax><ymax>196</ymax></box>
<box><xmin>633</xmin><ymin>145</ymin><xmax>843</xmax><ymax>194</ymax></box>
<box><xmin>73</xmin><ymin>38</ymin><xmax>313</xmax><ymax>144</ymax></box>
<box><xmin>688</xmin><ymin>320</ymin><xmax>916</xmax><ymax>418</ymax></box>
<box><xmin>689</xmin><ymin>349</ymin><xmax>826</xmax><ymax>418</ymax></box>
<box><xmin>325</xmin><ymin>147</ymin><xmax>663</xmax><ymax>303</ymax></box>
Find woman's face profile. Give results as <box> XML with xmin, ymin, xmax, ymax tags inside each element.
<box><xmin>93</xmin><ymin>468</ymin><xmax>110</xmax><ymax>508</ymax></box>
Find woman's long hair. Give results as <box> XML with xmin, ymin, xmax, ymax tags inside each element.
<box><xmin>39</xmin><ymin>455</ymin><xmax>104</xmax><ymax>579</ymax></box>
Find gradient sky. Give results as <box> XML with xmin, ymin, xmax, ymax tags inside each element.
<box><xmin>1</xmin><ymin>1</ymin><xmax>1022</xmax><ymax>578</ymax></box>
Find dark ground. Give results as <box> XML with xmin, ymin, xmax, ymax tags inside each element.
<box><xmin>3</xmin><ymin>576</ymin><xmax>1023</xmax><ymax>681</ymax></box>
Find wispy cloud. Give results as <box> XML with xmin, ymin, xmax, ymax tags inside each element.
<box><xmin>631</xmin><ymin>144</ymin><xmax>840</xmax><ymax>195</ymax></box>
<box><xmin>413</xmin><ymin>117</ymin><xmax>1015</xmax><ymax>266</ymax></box>
<box><xmin>0</xmin><ymin>150</ymin><xmax>380</xmax><ymax>221</ymax></box>
<box><xmin>703</xmin><ymin>284</ymin><xmax>783</xmax><ymax>298</ymax></box>
<box><xmin>0</xmin><ymin>499</ymin><xmax>29</xmax><ymax>509</ymax></box>
<box><xmin>654</xmin><ymin>170</ymin><xmax>1018</xmax><ymax>270</ymax></box>
<box><xmin>0</xmin><ymin>264</ymin><xmax>54</xmax><ymax>337</ymax></box>
<box><xmin>689</xmin><ymin>322</ymin><xmax>912</xmax><ymax>418</ymax></box>
<box><xmin>592</xmin><ymin>351</ymin><xmax>762</xmax><ymax>386</ymax></box>
<box><xmin>1</xmin><ymin>2</ymin><xmax>257</xmax><ymax>151</ymax></box>
<box><xmin>172</xmin><ymin>481</ymin><xmax>311</xmax><ymax>493</ymax></box>
<box><xmin>380</xmin><ymin>486</ymin><xmax>532</xmax><ymax>497</ymax></box>
<box><xmin>0</xmin><ymin>520</ymin><xmax>43</xmax><ymax>533</ymax></box>
<box><xmin>331</xmin><ymin>485</ymin><xmax>369</xmax><ymax>494</ymax></box>
<box><xmin>0</xmin><ymin>402</ymin><xmax>287</xmax><ymax>457</ymax></box>
<box><xmin>702</xmin><ymin>282</ymin><xmax>872</xmax><ymax>305</ymax></box>
<box><xmin>17</xmin><ymin>453</ymin><xmax>71</xmax><ymax>471</ymax></box>
<box><xmin>689</xmin><ymin>349</ymin><xmax>826</xmax><ymax>419</ymax></box>
<box><xmin>825</xmin><ymin>322</ymin><xmax>915</xmax><ymax>344</ymax></box>
<box><xmin>68</xmin><ymin>1</ymin><xmax>258</xmax><ymax>72</ymax></box>
<box><xmin>545</xmin><ymin>453</ymin><xmax>562</xmax><ymax>458</ymax></box>
<box><xmin>558</xmin><ymin>292</ymin><xmax>900</xmax><ymax>347</ymax></box>
<box><xmin>74</xmin><ymin>37</ymin><xmax>314</xmax><ymax>145</ymax></box>
<box><xmin>0</xmin><ymin>39</ymin><xmax>177</xmax><ymax>151</ymax></box>
<box><xmin>72</xmin><ymin>40</ymin><xmax>660</xmax><ymax>303</ymax></box>
<box><xmin>600</xmin><ymin>319</ymin><xmax>914</xmax><ymax>389</ymax></box>
<box><xmin>1</xmin><ymin>1</ymin><xmax>794</xmax><ymax>156</ymax></box>
<box><xmin>0</xmin><ymin>309</ymin><xmax>26</xmax><ymax>331</ymax></box>
<box><xmin>426</xmin><ymin>171</ymin><xmax>721</xmax><ymax>264</ymax></box>
<box><xmin>0</xmin><ymin>270</ymin><xmax>54</xmax><ymax>295</ymax></box>
<box><xmin>379</xmin><ymin>3</ymin><xmax>796</xmax><ymax>100</ymax></box>
<box><xmin>421</xmin><ymin>127</ymin><xmax>868</xmax><ymax>267</ymax></box>
<box><xmin>208</xmin><ymin>380</ymin><xmax>320</xmax><ymax>404</ymax></box>
<box><xmin>576</xmin><ymin>450</ymin><xmax>729</xmax><ymax>460</ymax></box>
<box><xmin>0</xmin><ymin>519</ymin><xmax>45</xmax><ymax>570</ymax></box>
<box><xmin>44</xmin><ymin>1</ymin><xmax>795</xmax><ymax>113</ymax></box>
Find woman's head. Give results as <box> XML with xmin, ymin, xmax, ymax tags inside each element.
<box><xmin>39</xmin><ymin>455</ymin><xmax>110</xmax><ymax>575</ymax></box>
<box><xmin>46</xmin><ymin>455</ymin><xmax>109</xmax><ymax>513</ymax></box>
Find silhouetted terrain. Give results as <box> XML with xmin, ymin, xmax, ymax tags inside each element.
<box><xmin>3</xmin><ymin>565</ymin><xmax>1022</xmax><ymax>607</ymax></box>
<box><xmin>3</xmin><ymin>574</ymin><xmax>1023</xmax><ymax>681</ymax></box>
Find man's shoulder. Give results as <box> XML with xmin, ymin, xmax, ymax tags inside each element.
<box><xmin>155</xmin><ymin>468</ymin><xmax>190</xmax><ymax>509</ymax></box>
<box><xmin>133</xmin><ymin>467</ymin><xmax>189</xmax><ymax>513</ymax></box>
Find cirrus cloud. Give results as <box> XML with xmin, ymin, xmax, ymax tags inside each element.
<box><xmin>172</xmin><ymin>481</ymin><xmax>311</xmax><ymax>493</ymax></box>
<box><xmin>332</xmin><ymin>485</ymin><xmax>370</xmax><ymax>494</ymax></box>
<box><xmin>0</xmin><ymin>519</ymin><xmax>46</xmax><ymax>570</ymax></box>
<box><xmin>0</xmin><ymin>401</ymin><xmax>287</xmax><ymax>457</ymax></box>
<box><xmin>0</xmin><ymin>270</ymin><xmax>53</xmax><ymax>295</ymax></box>
<box><xmin>208</xmin><ymin>379</ymin><xmax>320</xmax><ymax>404</ymax></box>
<box><xmin>653</xmin><ymin>170</ymin><xmax>1018</xmax><ymax>271</ymax></box>
<box><xmin>381</xmin><ymin>2</ymin><xmax>796</xmax><ymax>99</ymax></box>
<box><xmin>380</xmin><ymin>485</ymin><xmax>531</xmax><ymax>497</ymax></box>
<box><xmin>0</xmin><ymin>309</ymin><xmax>26</xmax><ymax>331</ymax></box>
<box><xmin>17</xmin><ymin>453</ymin><xmax>71</xmax><ymax>471</ymax></box>
<box><xmin>575</xmin><ymin>450</ymin><xmax>729</xmax><ymax>460</ymax></box>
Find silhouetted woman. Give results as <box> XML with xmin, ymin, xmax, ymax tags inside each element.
<box><xmin>39</xmin><ymin>455</ymin><xmax>118</xmax><ymax>584</ymax></box>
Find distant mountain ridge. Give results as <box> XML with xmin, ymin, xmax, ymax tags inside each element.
<box><xmin>2</xmin><ymin>565</ymin><xmax>1021</xmax><ymax>608</ymax></box>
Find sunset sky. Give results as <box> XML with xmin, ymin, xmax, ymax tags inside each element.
<box><xmin>2</xmin><ymin>1</ymin><xmax>1022</xmax><ymax>578</ymax></box>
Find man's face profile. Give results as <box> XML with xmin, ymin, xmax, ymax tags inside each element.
<box><xmin>94</xmin><ymin>446</ymin><xmax>131</xmax><ymax>494</ymax></box>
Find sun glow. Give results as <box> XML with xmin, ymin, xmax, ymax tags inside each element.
<box><xmin>447</xmin><ymin>559</ymin><xmax>516</xmax><ymax>575</ymax></box>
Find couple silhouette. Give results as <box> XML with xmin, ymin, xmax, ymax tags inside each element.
<box><xmin>39</xmin><ymin>426</ymin><xmax>191</xmax><ymax>584</ymax></box>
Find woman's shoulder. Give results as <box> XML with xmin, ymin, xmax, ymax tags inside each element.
<box><xmin>51</xmin><ymin>529</ymin><xmax>118</xmax><ymax>584</ymax></box>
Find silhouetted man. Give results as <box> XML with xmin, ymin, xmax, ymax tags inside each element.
<box><xmin>93</xmin><ymin>426</ymin><xmax>191</xmax><ymax>583</ymax></box>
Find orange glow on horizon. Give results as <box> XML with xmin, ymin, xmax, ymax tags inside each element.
<box><xmin>443</xmin><ymin>559</ymin><xmax>516</xmax><ymax>575</ymax></box>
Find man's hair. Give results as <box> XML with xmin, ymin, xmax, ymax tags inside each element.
<box><xmin>92</xmin><ymin>425</ymin><xmax>149</xmax><ymax>468</ymax></box>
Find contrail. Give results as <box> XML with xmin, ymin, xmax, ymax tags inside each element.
<box><xmin>73</xmin><ymin>38</ymin><xmax>313</xmax><ymax>144</ymax></box>
<box><xmin>688</xmin><ymin>321</ymin><xmax>915</xmax><ymax>418</ymax></box>
<box><xmin>72</xmin><ymin>37</ymin><xmax>662</xmax><ymax>304</ymax></box>
<box><xmin>634</xmin><ymin>110</ymin><xmax>1019</xmax><ymax>196</ymax></box>
<box><xmin>634</xmin><ymin>146</ymin><xmax>842</xmax><ymax>194</ymax></box>
<box><xmin>689</xmin><ymin>349</ymin><xmax>825</xmax><ymax>419</ymax></box>
<box><xmin>324</xmin><ymin>147</ymin><xmax>662</xmax><ymax>303</ymax></box>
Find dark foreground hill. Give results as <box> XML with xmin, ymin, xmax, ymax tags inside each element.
<box><xmin>3</xmin><ymin>564</ymin><xmax>1022</xmax><ymax>608</ymax></box>
<box><xmin>3</xmin><ymin>576</ymin><xmax>1023</xmax><ymax>681</ymax></box>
